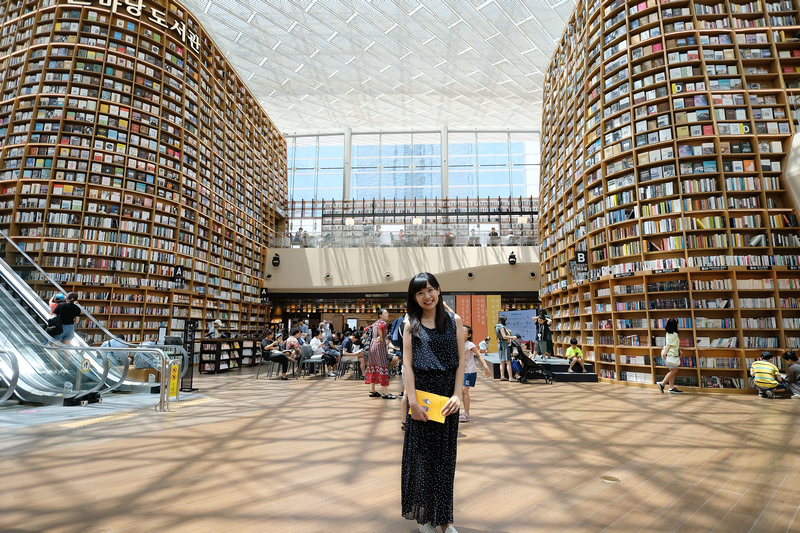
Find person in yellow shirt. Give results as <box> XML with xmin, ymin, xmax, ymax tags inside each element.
<box><xmin>750</xmin><ymin>351</ymin><xmax>786</xmax><ymax>399</ymax></box>
<box><xmin>566</xmin><ymin>338</ymin><xmax>585</xmax><ymax>373</ymax></box>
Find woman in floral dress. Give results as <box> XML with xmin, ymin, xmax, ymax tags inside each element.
<box><xmin>366</xmin><ymin>308</ymin><xmax>395</xmax><ymax>399</ymax></box>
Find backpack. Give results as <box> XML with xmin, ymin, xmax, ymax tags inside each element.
<box><xmin>495</xmin><ymin>323</ymin><xmax>504</xmax><ymax>342</ymax></box>
<box><xmin>390</xmin><ymin>317</ymin><xmax>405</xmax><ymax>356</ymax></box>
<box><xmin>362</xmin><ymin>324</ymin><xmax>373</xmax><ymax>355</ymax></box>
<box><xmin>46</xmin><ymin>314</ymin><xmax>63</xmax><ymax>336</ymax></box>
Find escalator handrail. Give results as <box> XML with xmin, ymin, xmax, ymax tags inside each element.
<box><xmin>0</xmin><ymin>286</ymin><xmax>173</xmax><ymax>399</ymax></box>
<box><xmin>0</xmin><ymin>349</ymin><xmax>19</xmax><ymax>403</ymax></box>
<box><xmin>0</xmin><ymin>230</ymin><xmax>191</xmax><ymax>376</ymax></box>
<box><xmin>0</xmin><ymin>228</ymin><xmax>149</xmax><ymax>346</ymax></box>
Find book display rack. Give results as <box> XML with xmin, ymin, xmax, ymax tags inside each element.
<box><xmin>0</xmin><ymin>0</ymin><xmax>288</xmax><ymax>344</ymax></box>
<box><xmin>540</xmin><ymin>0</ymin><xmax>800</xmax><ymax>392</ymax></box>
<box><xmin>199</xmin><ymin>339</ymin><xmax>242</xmax><ymax>374</ymax></box>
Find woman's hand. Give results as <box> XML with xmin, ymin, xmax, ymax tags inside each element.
<box><xmin>408</xmin><ymin>402</ymin><xmax>430</xmax><ymax>422</ymax></box>
<box><xmin>484</xmin><ymin>368</ymin><xmax>492</xmax><ymax>378</ymax></box>
<box><xmin>442</xmin><ymin>395</ymin><xmax>462</xmax><ymax>417</ymax></box>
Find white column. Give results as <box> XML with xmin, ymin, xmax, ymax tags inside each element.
<box><xmin>343</xmin><ymin>127</ymin><xmax>352</xmax><ymax>199</ymax></box>
<box><xmin>441</xmin><ymin>125</ymin><xmax>449</xmax><ymax>198</ymax></box>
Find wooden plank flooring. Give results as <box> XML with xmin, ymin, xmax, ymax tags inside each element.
<box><xmin>2</xmin><ymin>369</ymin><xmax>800</xmax><ymax>533</ymax></box>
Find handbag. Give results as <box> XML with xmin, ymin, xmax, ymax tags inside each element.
<box><xmin>46</xmin><ymin>314</ymin><xmax>63</xmax><ymax>336</ymax></box>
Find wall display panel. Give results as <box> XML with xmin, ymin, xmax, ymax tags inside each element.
<box><xmin>539</xmin><ymin>0</ymin><xmax>800</xmax><ymax>392</ymax></box>
<box><xmin>0</xmin><ymin>0</ymin><xmax>288</xmax><ymax>344</ymax></box>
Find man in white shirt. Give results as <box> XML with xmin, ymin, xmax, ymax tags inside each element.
<box><xmin>309</xmin><ymin>329</ymin><xmax>336</xmax><ymax>377</ymax></box>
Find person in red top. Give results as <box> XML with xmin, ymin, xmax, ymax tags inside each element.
<box><xmin>48</xmin><ymin>293</ymin><xmax>65</xmax><ymax>314</ymax></box>
<box><xmin>366</xmin><ymin>308</ymin><xmax>395</xmax><ymax>399</ymax></box>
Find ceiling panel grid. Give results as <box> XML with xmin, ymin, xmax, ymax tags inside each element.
<box><xmin>184</xmin><ymin>0</ymin><xmax>575</xmax><ymax>133</ymax></box>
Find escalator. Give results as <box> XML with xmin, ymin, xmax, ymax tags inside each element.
<box><xmin>0</xmin><ymin>232</ymin><xmax>185</xmax><ymax>404</ymax></box>
<box><xmin>0</xmin><ymin>282</ymin><xmax>110</xmax><ymax>405</ymax></box>
<box><xmin>0</xmin><ymin>349</ymin><xmax>19</xmax><ymax>403</ymax></box>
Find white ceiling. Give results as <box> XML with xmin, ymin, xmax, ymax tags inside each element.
<box><xmin>183</xmin><ymin>0</ymin><xmax>575</xmax><ymax>135</ymax></box>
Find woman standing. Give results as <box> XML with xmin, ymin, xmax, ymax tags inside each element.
<box><xmin>495</xmin><ymin>316</ymin><xmax>516</xmax><ymax>381</ymax></box>
<box><xmin>366</xmin><ymin>308</ymin><xmax>395</xmax><ymax>399</ymax></box>
<box><xmin>657</xmin><ymin>318</ymin><xmax>683</xmax><ymax>394</ymax></box>
<box><xmin>402</xmin><ymin>272</ymin><xmax>465</xmax><ymax>533</ymax></box>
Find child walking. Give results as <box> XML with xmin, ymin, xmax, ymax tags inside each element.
<box><xmin>460</xmin><ymin>325</ymin><xmax>492</xmax><ymax>422</ymax></box>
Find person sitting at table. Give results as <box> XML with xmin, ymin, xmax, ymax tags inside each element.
<box><xmin>468</xmin><ymin>229</ymin><xmax>480</xmax><ymax>247</ymax></box>
<box><xmin>207</xmin><ymin>319</ymin><xmax>223</xmax><ymax>339</ymax></box>
<box><xmin>341</xmin><ymin>331</ymin><xmax>365</xmax><ymax>377</ymax></box>
<box><xmin>502</xmin><ymin>229</ymin><xmax>518</xmax><ymax>246</ymax></box>
<box><xmin>261</xmin><ymin>330</ymin><xmax>293</xmax><ymax>380</ymax></box>
<box><xmin>488</xmin><ymin>227</ymin><xmax>500</xmax><ymax>246</ymax></box>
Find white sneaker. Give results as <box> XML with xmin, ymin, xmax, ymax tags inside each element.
<box><xmin>327</xmin><ymin>371</ymin><xmax>336</xmax><ymax>377</ymax></box>
<box><xmin>419</xmin><ymin>524</ymin><xmax>437</xmax><ymax>533</ymax></box>
<box><xmin>568</xmin><ymin>368</ymin><xmax>574</xmax><ymax>373</ymax></box>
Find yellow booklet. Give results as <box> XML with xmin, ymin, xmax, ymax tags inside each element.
<box><xmin>408</xmin><ymin>390</ymin><xmax>450</xmax><ymax>423</ymax></box>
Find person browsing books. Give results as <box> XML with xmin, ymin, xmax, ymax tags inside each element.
<box><xmin>657</xmin><ymin>318</ymin><xmax>682</xmax><ymax>394</ymax></box>
<box><xmin>781</xmin><ymin>350</ymin><xmax>800</xmax><ymax>398</ymax></box>
<box><xmin>401</xmin><ymin>272</ymin><xmax>465</xmax><ymax>533</ymax></box>
<box><xmin>751</xmin><ymin>351</ymin><xmax>786</xmax><ymax>399</ymax></box>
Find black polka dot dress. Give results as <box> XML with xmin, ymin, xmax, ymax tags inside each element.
<box><xmin>402</xmin><ymin>312</ymin><xmax>459</xmax><ymax>527</ymax></box>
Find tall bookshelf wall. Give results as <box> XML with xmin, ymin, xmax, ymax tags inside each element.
<box><xmin>539</xmin><ymin>0</ymin><xmax>800</xmax><ymax>392</ymax></box>
<box><xmin>0</xmin><ymin>0</ymin><xmax>288</xmax><ymax>344</ymax></box>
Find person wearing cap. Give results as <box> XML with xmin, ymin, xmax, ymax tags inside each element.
<box><xmin>750</xmin><ymin>351</ymin><xmax>786</xmax><ymax>399</ymax></box>
<box><xmin>48</xmin><ymin>293</ymin><xmax>65</xmax><ymax>315</ymax></box>
<box><xmin>207</xmin><ymin>319</ymin><xmax>224</xmax><ymax>339</ymax></box>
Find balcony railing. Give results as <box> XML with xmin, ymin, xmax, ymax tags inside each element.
<box><xmin>270</xmin><ymin>227</ymin><xmax>538</xmax><ymax>249</ymax></box>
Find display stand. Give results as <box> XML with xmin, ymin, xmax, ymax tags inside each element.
<box><xmin>180</xmin><ymin>319</ymin><xmax>198</xmax><ymax>392</ymax></box>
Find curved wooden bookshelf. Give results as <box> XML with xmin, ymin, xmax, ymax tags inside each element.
<box><xmin>539</xmin><ymin>0</ymin><xmax>800</xmax><ymax>392</ymax></box>
<box><xmin>0</xmin><ymin>0</ymin><xmax>288</xmax><ymax>344</ymax></box>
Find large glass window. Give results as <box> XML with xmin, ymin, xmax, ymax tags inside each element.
<box><xmin>351</xmin><ymin>132</ymin><xmax>442</xmax><ymax>200</ymax></box>
<box><xmin>286</xmin><ymin>130</ymin><xmax>539</xmax><ymax>201</ymax></box>
<box><xmin>287</xmin><ymin>135</ymin><xmax>344</xmax><ymax>202</ymax></box>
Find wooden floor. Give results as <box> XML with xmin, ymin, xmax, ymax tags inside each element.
<box><xmin>2</xmin><ymin>369</ymin><xmax>800</xmax><ymax>533</ymax></box>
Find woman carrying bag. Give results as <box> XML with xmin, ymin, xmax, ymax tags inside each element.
<box><xmin>401</xmin><ymin>272</ymin><xmax>465</xmax><ymax>533</ymax></box>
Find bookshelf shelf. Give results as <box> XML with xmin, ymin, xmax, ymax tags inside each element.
<box><xmin>541</xmin><ymin>0</ymin><xmax>800</xmax><ymax>392</ymax></box>
<box><xmin>0</xmin><ymin>0</ymin><xmax>287</xmax><ymax>344</ymax></box>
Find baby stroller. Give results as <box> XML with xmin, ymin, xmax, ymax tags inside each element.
<box><xmin>510</xmin><ymin>337</ymin><xmax>554</xmax><ymax>385</ymax></box>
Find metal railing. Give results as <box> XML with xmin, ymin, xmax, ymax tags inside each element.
<box><xmin>270</xmin><ymin>227</ymin><xmax>539</xmax><ymax>249</ymax></box>
<box><xmin>0</xmin><ymin>229</ymin><xmax>189</xmax><ymax>397</ymax></box>
<box><xmin>0</xmin><ymin>350</ymin><xmax>19</xmax><ymax>403</ymax></box>
<box><xmin>0</xmin><ymin>229</ymin><xmax>189</xmax><ymax>362</ymax></box>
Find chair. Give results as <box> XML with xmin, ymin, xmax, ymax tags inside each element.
<box><xmin>256</xmin><ymin>346</ymin><xmax>296</xmax><ymax>379</ymax></box>
<box><xmin>297</xmin><ymin>344</ymin><xmax>326</xmax><ymax>379</ymax></box>
<box><xmin>336</xmin><ymin>355</ymin><xmax>363</xmax><ymax>380</ymax></box>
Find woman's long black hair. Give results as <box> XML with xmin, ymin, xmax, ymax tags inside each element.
<box><xmin>406</xmin><ymin>272</ymin><xmax>448</xmax><ymax>339</ymax></box>
<box><xmin>665</xmin><ymin>317</ymin><xmax>679</xmax><ymax>334</ymax></box>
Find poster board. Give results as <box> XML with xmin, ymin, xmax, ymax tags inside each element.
<box><xmin>499</xmin><ymin>309</ymin><xmax>539</xmax><ymax>342</ymax></box>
